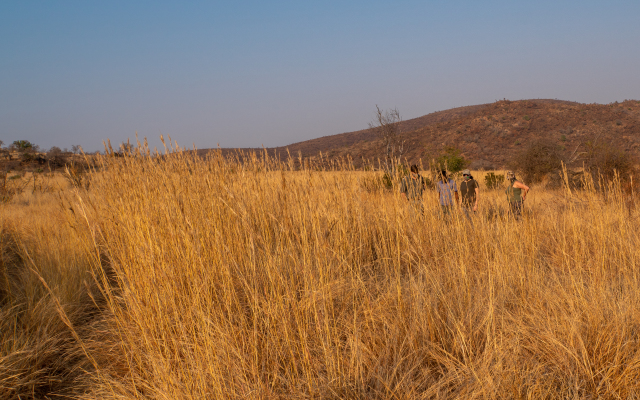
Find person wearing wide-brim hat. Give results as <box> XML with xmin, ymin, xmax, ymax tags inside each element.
<box><xmin>505</xmin><ymin>170</ymin><xmax>529</xmax><ymax>220</ymax></box>
<box><xmin>459</xmin><ymin>169</ymin><xmax>479</xmax><ymax>223</ymax></box>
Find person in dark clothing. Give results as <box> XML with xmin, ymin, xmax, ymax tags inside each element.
<box><xmin>459</xmin><ymin>169</ymin><xmax>479</xmax><ymax>222</ymax></box>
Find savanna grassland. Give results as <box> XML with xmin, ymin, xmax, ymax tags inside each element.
<box><xmin>2</xmin><ymin>147</ymin><xmax>640</xmax><ymax>399</ymax></box>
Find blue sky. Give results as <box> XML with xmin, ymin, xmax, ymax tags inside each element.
<box><xmin>1</xmin><ymin>1</ymin><xmax>639</xmax><ymax>152</ymax></box>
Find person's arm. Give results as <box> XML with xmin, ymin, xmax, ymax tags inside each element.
<box><xmin>514</xmin><ymin>181</ymin><xmax>530</xmax><ymax>200</ymax></box>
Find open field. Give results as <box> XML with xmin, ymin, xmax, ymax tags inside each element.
<box><xmin>2</xmin><ymin>148</ymin><xmax>640</xmax><ymax>399</ymax></box>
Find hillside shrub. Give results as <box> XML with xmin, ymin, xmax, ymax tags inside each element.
<box><xmin>46</xmin><ymin>147</ymin><xmax>78</xmax><ymax>169</ymax></box>
<box><xmin>434</xmin><ymin>146</ymin><xmax>469</xmax><ymax>173</ymax></box>
<box><xmin>509</xmin><ymin>139</ymin><xmax>564</xmax><ymax>183</ymax></box>
<box><xmin>484</xmin><ymin>172</ymin><xmax>505</xmax><ymax>189</ymax></box>
<box><xmin>11</xmin><ymin>140</ymin><xmax>34</xmax><ymax>151</ymax></box>
<box><xmin>582</xmin><ymin>140</ymin><xmax>632</xmax><ymax>181</ymax></box>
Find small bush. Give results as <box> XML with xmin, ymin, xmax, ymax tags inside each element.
<box><xmin>434</xmin><ymin>146</ymin><xmax>469</xmax><ymax>173</ymax></box>
<box><xmin>484</xmin><ymin>172</ymin><xmax>505</xmax><ymax>189</ymax></box>
<box><xmin>12</xmin><ymin>140</ymin><xmax>34</xmax><ymax>151</ymax></box>
<box><xmin>582</xmin><ymin>141</ymin><xmax>632</xmax><ymax>181</ymax></box>
<box><xmin>65</xmin><ymin>164</ymin><xmax>91</xmax><ymax>189</ymax></box>
<box><xmin>0</xmin><ymin>173</ymin><xmax>29</xmax><ymax>202</ymax></box>
<box><xmin>523</xmin><ymin>115</ymin><xmax>531</xmax><ymax>121</ymax></box>
<box><xmin>560</xmin><ymin>135</ymin><xmax>567</xmax><ymax>142</ymax></box>
<box><xmin>509</xmin><ymin>139</ymin><xmax>564</xmax><ymax>183</ymax></box>
<box><xmin>381</xmin><ymin>173</ymin><xmax>393</xmax><ymax>189</ymax></box>
<box><xmin>397</xmin><ymin>164</ymin><xmax>409</xmax><ymax>177</ymax></box>
<box><xmin>615</xmin><ymin>119</ymin><xmax>622</xmax><ymax>126</ymax></box>
<box><xmin>376</xmin><ymin>165</ymin><xmax>410</xmax><ymax>190</ymax></box>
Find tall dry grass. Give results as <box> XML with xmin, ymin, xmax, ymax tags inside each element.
<box><xmin>0</xmin><ymin>174</ymin><xmax>110</xmax><ymax>399</ymax></box>
<box><xmin>2</xmin><ymin>146</ymin><xmax>640</xmax><ymax>399</ymax></box>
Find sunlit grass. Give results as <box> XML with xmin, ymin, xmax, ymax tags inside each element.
<box><xmin>2</xmin><ymin>147</ymin><xmax>640</xmax><ymax>399</ymax></box>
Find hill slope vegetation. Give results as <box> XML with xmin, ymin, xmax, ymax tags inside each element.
<box><xmin>208</xmin><ymin>99</ymin><xmax>640</xmax><ymax>169</ymax></box>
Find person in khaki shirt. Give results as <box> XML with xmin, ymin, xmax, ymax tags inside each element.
<box><xmin>459</xmin><ymin>169</ymin><xmax>479</xmax><ymax>222</ymax></box>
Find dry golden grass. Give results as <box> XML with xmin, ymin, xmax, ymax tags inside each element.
<box><xmin>0</xmin><ymin>175</ymin><xmax>107</xmax><ymax>400</ymax></box>
<box><xmin>2</xmin><ymin>148</ymin><xmax>640</xmax><ymax>399</ymax></box>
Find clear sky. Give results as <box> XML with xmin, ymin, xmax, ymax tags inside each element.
<box><xmin>1</xmin><ymin>1</ymin><xmax>639</xmax><ymax>152</ymax></box>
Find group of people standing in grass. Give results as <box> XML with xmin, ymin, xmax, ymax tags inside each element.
<box><xmin>400</xmin><ymin>165</ymin><xmax>530</xmax><ymax>220</ymax></box>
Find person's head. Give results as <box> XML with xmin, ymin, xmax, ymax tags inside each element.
<box><xmin>410</xmin><ymin>165</ymin><xmax>419</xmax><ymax>176</ymax></box>
<box><xmin>506</xmin><ymin>170</ymin><xmax>516</xmax><ymax>181</ymax></box>
<box><xmin>439</xmin><ymin>170</ymin><xmax>447</xmax><ymax>181</ymax></box>
<box><xmin>462</xmin><ymin>169</ymin><xmax>471</xmax><ymax>181</ymax></box>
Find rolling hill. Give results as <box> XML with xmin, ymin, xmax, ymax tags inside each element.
<box><xmin>203</xmin><ymin>99</ymin><xmax>640</xmax><ymax>169</ymax></box>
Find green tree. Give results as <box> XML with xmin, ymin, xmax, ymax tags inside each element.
<box><xmin>434</xmin><ymin>146</ymin><xmax>469</xmax><ymax>173</ymax></box>
<box><xmin>12</xmin><ymin>140</ymin><xmax>34</xmax><ymax>151</ymax></box>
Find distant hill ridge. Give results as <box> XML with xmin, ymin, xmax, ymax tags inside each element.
<box><xmin>203</xmin><ymin>99</ymin><xmax>640</xmax><ymax>169</ymax></box>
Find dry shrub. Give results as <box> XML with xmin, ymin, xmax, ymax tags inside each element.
<box><xmin>509</xmin><ymin>139</ymin><xmax>564</xmax><ymax>184</ymax></box>
<box><xmin>47</xmin><ymin>146</ymin><xmax>70</xmax><ymax>169</ymax></box>
<box><xmin>582</xmin><ymin>140</ymin><xmax>633</xmax><ymax>181</ymax></box>
<box><xmin>484</xmin><ymin>171</ymin><xmax>504</xmax><ymax>189</ymax></box>
<box><xmin>64</xmin><ymin>163</ymin><xmax>91</xmax><ymax>189</ymax></box>
<box><xmin>0</xmin><ymin>172</ymin><xmax>32</xmax><ymax>203</ymax></box>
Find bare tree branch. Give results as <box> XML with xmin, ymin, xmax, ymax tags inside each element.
<box><xmin>369</xmin><ymin>105</ymin><xmax>404</xmax><ymax>174</ymax></box>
